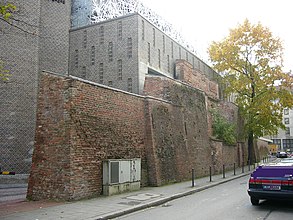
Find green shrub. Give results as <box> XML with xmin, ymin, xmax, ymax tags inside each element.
<box><xmin>210</xmin><ymin>109</ymin><xmax>236</xmax><ymax>145</ymax></box>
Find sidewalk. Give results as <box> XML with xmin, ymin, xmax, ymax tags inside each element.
<box><xmin>0</xmin><ymin>165</ymin><xmax>256</xmax><ymax>220</ymax></box>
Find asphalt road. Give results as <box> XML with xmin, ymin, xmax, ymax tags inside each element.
<box><xmin>116</xmin><ymin>176</ymin><xmax>293</xmax><ymax>220</ymax></box>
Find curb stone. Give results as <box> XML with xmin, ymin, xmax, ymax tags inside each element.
<box><xmin>94</xmin><ymin>172</ymin><xmax>251</xmax><ymax>220</ymax></box>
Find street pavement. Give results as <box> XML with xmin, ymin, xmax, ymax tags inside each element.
<box><xmin>0</xmin><ymin>164</ymin><xmax>260</xmax><ymax>220</ymax></box>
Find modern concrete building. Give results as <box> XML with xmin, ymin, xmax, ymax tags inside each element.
<box><xmin>0</xmin><ymin>0</ymin><xmax>218</xmax><ymax>173</ymax></box>
<box><xmin>0</xmin><ymin>0</ymin><xmax>71</xmax><ymax>173</ymax></box>
<box><xmin>69</xmin><ymin>9</ymin><xmax>218</xmax><ymax>95</ymax></box>
<box><xmin>270</xmin><ymin>107</ymin><xmax>293</xmax><ymax>152</ymax></box>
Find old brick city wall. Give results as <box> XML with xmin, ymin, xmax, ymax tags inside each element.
<box><xmin>144</xmin><ymin>79</ymin><xmax>212</xmax><ymax>186</ymax></box>
<box><xmin>28</xmin><ymin>73</ymin><xmax>147</xmax><ymax>200</ymax></box>
<box><xmin>145</xmin><ymin>60</ymin><xmax>247</xmax><ymax>176</ymax></box>
<box><xmin>208</xmin><ymin>101</ymin><xmax>247</xmax><ymax>173</ymax></box>
<box><xmin>28</xmin><ymin>61</ymin><xmax>248</xmax><ymax>201</ymax></box>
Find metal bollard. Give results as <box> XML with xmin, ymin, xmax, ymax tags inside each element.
<box><xmin>242</xmin><ymin>162</ymin><xmax>244</xmax><ymax>173</ymax></box>
<box><xmin>223</xmin><ymin>164</ymin><xmax>225</xmax><ymax>178</ymax></box>
<box><xmin>192</xmin><ymin>168</ymin><xmax>195</xmax><ymax>187</ymax></box>
<box><xmin>233</xmin><ymin>163</ymin><xmax>236</xmax><ymax>175</ymax></box>
<box><xmin>209</xmin><ymin>166</ymin><xmax>212</xmax><ymax>182</ymax></box>
<box><xmin>248</xmin><ymin>160</ymin><xmax>251</xmax><ymax>171</ymax></box>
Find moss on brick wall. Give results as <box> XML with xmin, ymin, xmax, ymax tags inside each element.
<box><xmin>146</xmin><ymin>78</ymin><xmax>212</xmax><ymax>185</ymax></box>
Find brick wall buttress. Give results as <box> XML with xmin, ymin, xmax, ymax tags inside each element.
<box><xmin>144</xmin><ymin>76</ymin><xmax>212</xmax><ymax>185</ymax></box>
<box><xmin>27</xmin><ymin>73</ymin><xmax>72</xmax><ymax>200</ymax></box>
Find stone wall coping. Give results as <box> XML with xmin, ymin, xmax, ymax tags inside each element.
<box><xmin>42</xmin><ymin>71</ymin><xmax>181</xmax><ymax>107</ymax></box>
<box><xmin>145</xmin><ymin>74</ymin><xmax>207</xmax><ymax>97</ymax></box>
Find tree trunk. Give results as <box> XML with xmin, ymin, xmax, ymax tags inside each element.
<box><xmin>248</xmin><ymin>130</ymin><xmax>254</xmax><ymax>164</ymax></box>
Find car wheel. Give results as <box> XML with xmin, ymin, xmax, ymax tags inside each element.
<box><xmin>250</xmin><ymin>197</ymin><xmax>259</xmax><ymax>205</ymax></box>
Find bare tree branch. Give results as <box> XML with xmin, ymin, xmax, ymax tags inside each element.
<box><xmin>10</xmin><ymin>17</ymin><xmax>39</xmax><ymax>28</ymax></box>
<box><xmin>0</xmin><ymin>16</ymin><xmax>37</xmax><ymax>35</ymax></box>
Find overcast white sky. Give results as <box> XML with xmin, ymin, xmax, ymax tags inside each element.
<box><xmin>141</xmin><ymin>0</ymin><xmax>293</xmax><ymax>72</ymax></box>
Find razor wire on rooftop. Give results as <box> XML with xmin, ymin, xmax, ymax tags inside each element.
<box><xmin>71</xmin><ymin>0</ymin><xmax>197</xmax><ymax>54</ymax></box>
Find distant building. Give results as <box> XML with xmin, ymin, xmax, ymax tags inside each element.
<box><xmin>270</xmin><ymin>107</ymin><xmax>293</xmax><ymax>152</ymax></box>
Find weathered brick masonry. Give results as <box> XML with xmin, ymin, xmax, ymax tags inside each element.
<box><xmin>146</xmin><ymin>94</ymin><xmax>210</xmax><ymax>185</ymax></box>
<box><xmin>176</xmin><ymin>60</ymin><xmax>219</xmax><ymax>100</ymax></box>
<box><xmin>27</xmin><ymin>75</ymin><xmax>72</xmax><ymax>200</ymax></box>
<box><xmin>212</xmin><ymin>101</ymin><xmax>247</xmax><ymax>172</ymax></box>
<box><xmin>145</xmin><ymin>61</ymin><xmax>247</xmax><ymax>176</ymax></box>
<box><xmin>28</xmin><ymin>61</ymin><xmax>248</xmax><ymax>201</ymax></box>
<box><xmin>144</xmin><ymin>77</ymin><xmax>212</xmax><ymax>183</ymax></box>
<box><xmin>28</xmin><ymin>73</ymin><xmax>147</xmax><ymax>200</ymax></box>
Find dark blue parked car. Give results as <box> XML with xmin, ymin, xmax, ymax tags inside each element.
<box><xmin>248</xmin><ymin>161</ymin><xmax>293</xmax><ymax>205</ymax></box>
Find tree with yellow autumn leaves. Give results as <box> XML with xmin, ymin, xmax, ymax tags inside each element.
<box><xmin>208</xmin><ymin>19</ymin><xmax>293</xmax><ymax>162</ymax></box>
<box><xmin>0</xmin><ymin>3</ymin><xmax>15</xmax><ymax>81</ymax></box>
<box><xmin>0</xmin><ymin>2</ymin><xmax>38</xmax><ymax>81</ymax></box>
<box><xmin>0</xmin><ymin>2</ymin><xmax>37</xmax><ymax>34</ymax></box>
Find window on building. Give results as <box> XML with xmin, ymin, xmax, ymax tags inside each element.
<box><xmin>148</xmin><ymin>42</ymin><xmax>151</xmax><ymax>63</ymax></box>
<box><xmin>283</xmin><ymin>139</ymin><xmax>293</xmax><ymax>149</ymax></box>
<box><xmin>285</xmin><ymin>127</ymin><xmax>290</xmax><ymax>136</ymax></box>
<box><xmin>192</xmin><ymin>56</ymin><xmax>195</xmax><ymax>69</ymax></box>
<box><xmin>179</xmin><ymin>47</ymin><xmax>181</xmax><ymax>59</ymax></box>
<box><xmin>142</xmin><ymin>20</ymin><xmax>145</xmax><ymax>40</ymax></box>
<box><xmin>163</xmin><ymin>35</ymin><xmax>165</xmax><ymax>53</ymax></box>
<box><xmin>74</xmin><ymin>49</ymin><xmax>78</xmax><ymax>68</ymax></box>
<box><xmin>272</xmin><ymin>139</ymin><xmax>281</xmax><ymax>148</ymax></box>
<box><xmin>83</xmin><ymin>30</ymin><xmax>87</xmax><ymax>48</ymax></box>
<box><xmin>81</xmin><ymin>66</ymin><xmax>86</xmax><ymax>79</ymax></box>
<box><xmin>108</xmin><ymin>42</ymin><xmax>113</xmax><ymax>62</ymax></box>
<box><xmin>285</xmin><ymin>118</ymin><xmax>290</xmax><ymax>124</ymax></box>
<box><xmin>167</xmin><ymin>55</ymin><xmax>170</xmax><ymax>72</ymax></box>
<box><xmin>91</xmin><ymin>46</ymin><xmax>95</xmax><ymax>65</ymax></box>
<box><xmin>99</xmin><ymin>62</ymin><xmax>103</xmax><ymax>84</ymax></box>
<box><xmin>152</xmin><ymin>28</ymin><xmax>155</xmax><ymax>47</ymax></box>
<box><xmin>284</xmin><ymin>108</ymin><xmax>289</xmax><ymax>115</ymax></box>
<box><xmin>158</xmin><ymin>49</ymin><xmax>161</xmax><ymax>68</ymax></box>
<box><xmin>108</xmin><ymin>81</ymin><xmax>113</xmax><ymax>86</ymax></box>
<box><xmin>99</xmin><ymin>26</ymin><xmax>104</xmax><ymax>45</ymax></box>
<box><xmin>118</xmin><ymin>59</ymin><xmax>122</xmax><ymax>80</ymax></box>
<box><xmin>127</xmin><ymin>78</ymin><xmax>132</xmax><ymax>93</ymax></box>
<box><xmin>186</xmin><ymin>52</ymin><xmax>188</xmax><ymax>61</ymax></box>
<box><xmin>51</xmin><ymin>0</ymin><xmax>65</xmax><ymax>3</ymax></box>
<box><xmin>127</xmin><ymin>37</ymin><xmax>132</xmax><ymax>58</ymax></box>
<box><xmin>117</xmin><ymin>21</ymin><xmax>122</xmax><ymax>40</ymax></box>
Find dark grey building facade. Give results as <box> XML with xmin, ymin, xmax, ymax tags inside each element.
<box><xmin>0</xmin><ymin>0</ymin><xmax>71</xmax><ymax>173</ymax></box>
<box><xmin>69</xmin><ymin>13</ymin><xmax>217</xmax><ymax>94</ymax></box>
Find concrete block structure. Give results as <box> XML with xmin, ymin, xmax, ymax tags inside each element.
<box><xmin>69</xmin><ymin>13</ymin><xmax>218</xmax><ymax>95</ymax></box>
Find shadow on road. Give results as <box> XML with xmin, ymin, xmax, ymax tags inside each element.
<box><xmin>256</xmin><ymin>200</ymin><xmax>293</xmax><ymax>213</ymax></box>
